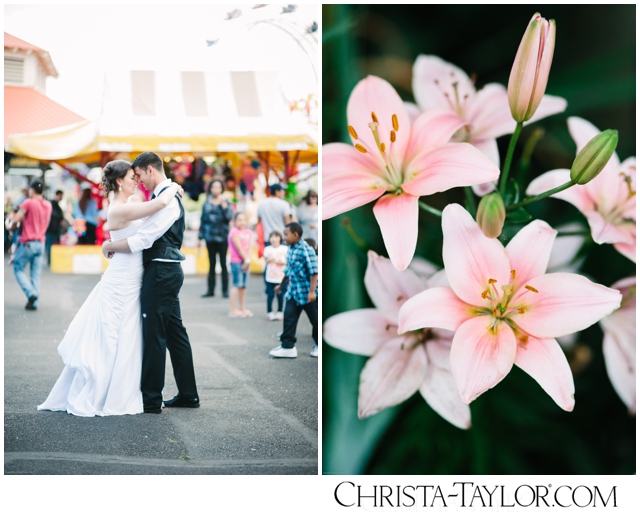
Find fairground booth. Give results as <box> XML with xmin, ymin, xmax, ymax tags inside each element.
<box><xmin>6</xmin><ymin>67</ymin><xmax>318</xmax><ymax>274</ymax></box>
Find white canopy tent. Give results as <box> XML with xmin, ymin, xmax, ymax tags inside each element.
<box><xmin>6</xmin><ymin>68</ymin><xmax>317</xmax><ymax>162</ymax></box>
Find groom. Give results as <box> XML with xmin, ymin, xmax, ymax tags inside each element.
<box><xmin>102</xmin><ymin>152</ymin><xmax>199</xmax><ymax>414</ymax></box>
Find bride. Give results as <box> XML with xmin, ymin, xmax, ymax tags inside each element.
<box><xmin>37</xmin><ymin>160</ymin><xmax>181</xmax><ymax>416</ymax></box>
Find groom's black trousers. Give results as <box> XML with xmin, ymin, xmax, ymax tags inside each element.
<box><xmin>140</xmin><ymin>260</ymin><xmax>199</xmax><ymax>408</ymax></box>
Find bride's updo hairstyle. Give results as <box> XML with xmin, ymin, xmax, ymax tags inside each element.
<box><xmin>102</xmin><ymin>160</ymin><xmax>133</xmax><ymax>195</ymax></box>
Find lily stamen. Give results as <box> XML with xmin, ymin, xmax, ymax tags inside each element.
<box><xmin>451</xmin><ymin>82</ymin><xmax>463</xmax><ymax>117</ymax></box>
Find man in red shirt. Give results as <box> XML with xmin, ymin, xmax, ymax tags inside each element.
<box><xmin>11</xmin><ymin>179</ymin><xmax>52</xmax><ymax>311</ymax></box>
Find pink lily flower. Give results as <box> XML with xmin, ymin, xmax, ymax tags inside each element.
<box><xmin>398</xmin><ymin>203</ymin><xmax>622</xmax><ymax>410</ymax></box>
<box><xmin>600</xmin><ymin>276</ymin><xmax>636</xmax><ymax>414</ymax></box>
<box><xmin>323</xmin><ymin>75</ymin><xmax>500</xmax><ymax>270</ymax></box>
<box><xmin>410</xmin><ymin>55</ymin><xmax>566</xmax><ymax>194</ymax></box>
<box><xmin>323</xmin><ymin>251</ymin><xmax>471</xmax><ymax>429</ymax></box>
<box><xmin>527</xmin><ymin>117</ymin><xmax>636</xmax><ymax>262</ymax></box>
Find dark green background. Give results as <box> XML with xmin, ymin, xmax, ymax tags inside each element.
<box><xmin>322</xmin><ymin>4</ymin><xmax>635</xmax><ymax>475</ymax></box>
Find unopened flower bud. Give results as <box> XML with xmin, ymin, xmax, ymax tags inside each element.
<box><xmin>508</xmin><ymin>13</ymin><xmax>556</xmax><ymax>122</ymax></box>
<box><xmin>476</xmin><ymin>193</ymin><xmax>506</xmax><ymax>239</ymax></box>
<box><xmin>570</xmin><ymin>129</ymin><xmax>619</xmax><ymax>185</ymax></box>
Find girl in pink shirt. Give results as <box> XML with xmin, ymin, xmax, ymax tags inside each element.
<box><xmin>228</xmin><ymin>212</ymin><xmax>253</xmax><ymax>317</ymax></box>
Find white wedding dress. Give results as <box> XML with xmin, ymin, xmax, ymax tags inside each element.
<box><xmin>38</xmin><ymin>220</ymin><xmax>144</xmax><ymax>416</ymax></box>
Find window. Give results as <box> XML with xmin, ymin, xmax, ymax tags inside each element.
<box><xmin>4</xmin><ymin>56</ymin><xmax>24</xmax><ymax>85</ymax></box>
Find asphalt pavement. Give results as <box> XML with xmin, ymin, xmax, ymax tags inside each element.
<box><xmin>4</xmin><ymin>258</ymin><xmax>318</xmax><ymax>475</ymax></box>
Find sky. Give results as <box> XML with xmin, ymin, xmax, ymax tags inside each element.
<box><xmin>4</xmin><ymin>3</ymin><xmax>318</xmax><ymax>120</ymax></box>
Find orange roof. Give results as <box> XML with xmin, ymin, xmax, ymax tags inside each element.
<box><xmin>4</xmin><ymin>32</ymin><xmax>44</xmax><ymax>52</ymax></box>
<box><xmin>4</xmin><ymin>86</ymin><xmax>85</xmax><ymax>143</ymax></box>
<box><xmin>4</xmin><ymin>32</ymin><xmax>57</xmax><ymax>77</ymax></box>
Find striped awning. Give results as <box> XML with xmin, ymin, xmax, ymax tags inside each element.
<box><xmin>6</xmin><ymin>69</ymin><xmax>317</xmax><ymax>161</ymax></box>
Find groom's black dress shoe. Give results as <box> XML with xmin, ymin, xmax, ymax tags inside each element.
<box><xmin>163</xmin><ymin>395</ymin><xmax>200</xmax><ymax>408</ymax></box>
<box><xmin>144</xmin><ymin>405</ymin><xmax>162</xmax><ymax>414</ymax></box>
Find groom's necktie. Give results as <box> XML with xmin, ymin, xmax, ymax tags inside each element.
<box><xmin>151</xmin><ymin>193</ymin><xmax>156</xmax><ymax>200</ymax></box>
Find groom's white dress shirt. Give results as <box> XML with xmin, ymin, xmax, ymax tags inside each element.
<box><xmin>127</xmin><ymin>179</ymin><xmax>182</xmax><ymax>262</ymax></box>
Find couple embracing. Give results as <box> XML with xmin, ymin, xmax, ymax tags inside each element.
<box><xmin>38</xmin><ymin>152</ymin><xmax>199</xmax><ymax>416</ymax></box>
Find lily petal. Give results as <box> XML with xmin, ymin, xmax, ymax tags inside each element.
<box><xmin>420</xmin><ymin>359</ymin><xmax>472</xmax><ymax>429</ymax></box>
<box><xmin>407</xmin><ymin>255</ymin><xmax>440</xmax><ymax>281</ymax></box>
<box><xmin>441</xmin><ymin>203</ymin><xmax>511</xmax><ymax>305</ymax></box>
<box><xmin>347</xmin><ymin>75</ymin><xmax>411</xmax><ymax>173</ymax></box>
<box><xmin>323</xmin><ymin>141</ymin><xmax>382</xmax><ymax>180</ymax></box>
<box><xmin>603</xmin><ymin>330</ymin><xmax>636</xmax><ymax>413</ymax></box>
<box><xmin>364</xmin><ymin>250</ymin><xmax>425</xmax><ymax>322</ymax></box>
<box><xmin>547</xmin><ymin>222</ymin><xmax>587</xmax><ymax>273</ymax></box>
<box><xmin>412</xmin><ymin>55</ymin><xmax>475</xmax><ymax>112</ymax></box>
<box><xmin>506</xmin><ymin>219</ymin><xmax>557</xmax><ymax>290</ymax></box>
<box><xmin>528</xmin><ymin>94</ymin><xmax>567</xmax><ymax>124</ymax></box>
<box><xmin>526</xmin><ymin>169</ymin><xmax>594</xmax><ymax>213</ymax></box>
<box><xmin>322</xmin><ymin>142</ymin><xmax>388</xmax><ymax>219</ymax></box>
<box><xmin>466</xmin><ymin>83</ymin><xmax>512</xmax><ymax>140</ymax></box>
<box><xmin>450</xmin><ymin>316</ymin><xmax>517</xmax><ymax>404</ymax></box>
<box><xmin>425</xmin><ymin>334</ymin><xmax>455</xmax><ymax>368</ymax></box>
<box><xmin>404</xmin><ymin>109</ymin><xmax>466</xmax><ymax>164</ymax></box>
<box><xmin>472</xmin><ymin>138</ymin><xmax>501</xmax><ymax>168</ymax></box>
<box><xmin>404</xmin><ymin>101</ymin><xmax>422</xmax><ymax>124</ymax></box>
<box><xmin>471</xmin><ymin>179</ymin><xmax>498</xmax><ymax>197</ymax></box>
<box><xmin>475</xmin><ymin>92</ymin><xmax>566</xmax><ymax>141</ymax></box>
<box><xmin>323</xmin><ymin>309</ymin><xmax>396</xmax><ymax>356</ymax></box>
<box><xmin>398</xmin><ymin>287</ymin><xmax>475</xmax><ymax>333</ymax></box>
<box><xmin>513</xmin><ymin>272</ymin><xmax>622</xmax><ymax>338</ymax></box>
<box><xmin>514</xmin><ymin>336</ymin><xmax>575</xmax><ymax>411</ymax></box>
<box><xmin>322</xmin><ymin>173</ymin><xmax>387</xmax><ymax>220</ymax></box>
<box><xmin>584</xmin><ymin>211</ymin><xmax>635</xmax><ymax>245</ymax></box>
<box><xmin>373</xmin><ymin>193</ymin><xmax>419</xmax><ymax>271</ymax></box>
<box><xmin>614</xmin><ymin>240</ymin><xmax>636</xmax><ymax>263</ymax></box>
<box><xmin>425</xmin><ymin>268</ymin><xmax>450</xmax><ymax>289</ymax></box>
<box><xmin>358</xmin><ymin>337</ymin><xmax>427</xmax><ymax>418</ymax></box>
<box><xmin>402</xmin><ymin>143</ymin><xmax>500</xmax><ymax>197</ymax></box>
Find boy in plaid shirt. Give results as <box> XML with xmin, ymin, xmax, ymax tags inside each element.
<box><xmin>270</xmin><ymin>222</ymin><xmax>318</xmax><ymax>358</ymax></box>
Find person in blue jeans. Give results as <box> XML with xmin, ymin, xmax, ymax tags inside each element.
<box><xmin>11</xmin><ymin>179</ymin><xmax>52</xmax><ymax>311</ymax></box>
<box><xmin>270</xmin><ymin>222</ymin><xmax>318</xmax><ymax>358</ymax></box>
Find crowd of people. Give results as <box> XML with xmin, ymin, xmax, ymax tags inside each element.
<box><xmin>198</xmin><ymin>178</ymin><xmax>319</xmax><ymax>358</ymax></box>
<box><xmin>5</xmin><ymin>156</ymin><xmax>319</xmax><ymax>361</ymax></box>
<box><xmin>4</xmin><ymin>151</ymin><xmax>319</xmax><ymax>421</ymax></box>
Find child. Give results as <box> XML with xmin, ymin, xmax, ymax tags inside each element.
<box><xmin>270</xmin><ymin>222</ymin><xmax>318</xmax><ymax>358</ymax></box>
<box><xmin>228</xmin><ymin>212</ymin><xmax>253</xmax><ymax>318</ymax></box>
<box><xmin>263</xmin><ymin>230</ymin><xmax>288</xmax><ymax>321</ymax></box>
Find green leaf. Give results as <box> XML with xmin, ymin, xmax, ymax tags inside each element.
<box><xmin>505</xmin><ymin>207</ymin><xmax>532</xmax><ymax>224</ymax></box>
<box><xmin>503</xmin><ymin>179</ymin><xmax>520</xmax><ymax>207</ymax></box>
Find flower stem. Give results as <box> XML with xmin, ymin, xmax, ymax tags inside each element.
<box><xmin>506</xmin><ymin>179</ymin><xmax>575</xmax><ymax>211</ymax></box>
<box><xmin>340</xmin><ymin>216</ymin><xmax>368</xmax><ymax>250</ymax></box>
<box><xmin>516</xmin><ymin>127</ymin><xmax>545</xmax><ymax>185</ymax></box>
<box><xmin>464</xmin><ymin>186</ymin><xmax>477</xmax><ymax>215</ymax></box>
<box><xmin>418</xmin><ymin>201</ymin><xmax>442</xmax><ymax>218</ymax></box>
<box><xmin>499</xmin><ymin>121</ymin><xmax>524</xmax><ymax>197</ymax></box>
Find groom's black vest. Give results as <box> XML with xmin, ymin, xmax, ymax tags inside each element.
<box><xmin>142</xmin><ymin>188</ymin><xmax>186</xmax><ymax>265</ymax></box>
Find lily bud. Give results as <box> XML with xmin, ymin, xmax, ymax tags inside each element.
<box><xmin>476</xmin><ymin>193</ymin><xmax>506</xmax><ymax>239</ymax></box>
<box><xmin>570</xmin><ymin>129</ymin><xmax>619</xmax><ymax>185</ymax></box>
<box><xmin>508</xmin><ymin>13</ymin><xmax>556</xmax><ymax>122</ymax></box>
